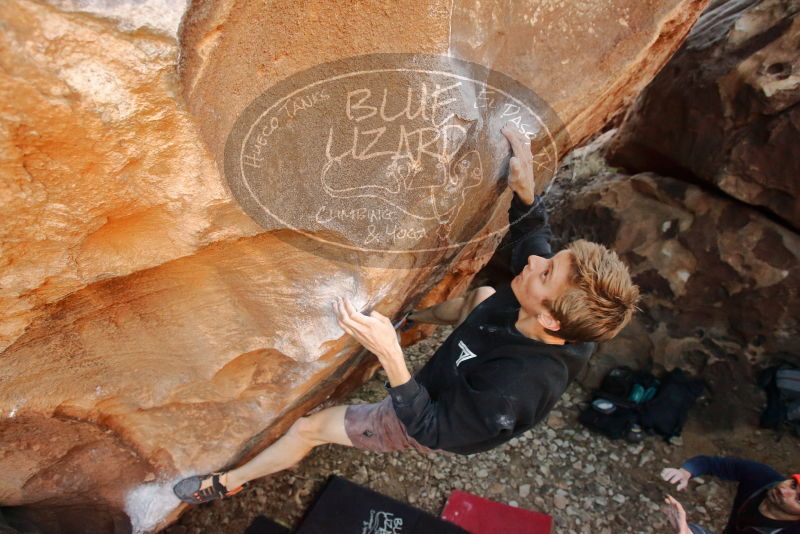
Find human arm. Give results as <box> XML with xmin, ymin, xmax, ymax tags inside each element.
<box><xmin>678</xmin><ymin>456</ymin><xmax>783</xmax><ymax>488</ymax></box>
<box><xmin>502</xmin><ymin>123</ymin><xmax>536</xmax><ymax>205</ymax></box>
<box><xmin>661</xmin><ymin>456</ymin><xmax>781</xmax><ymax>491</ymax></box>
<box><xmin>500</xmin><ymin>124</ymin><xmax>553</xmax><ymax>274</ymax></box>
<box><xmin>389</xmin><ymin>352</ymin><xmax>565</xmax><ymax>451</ymax></box>
<box><xmin>334</xmin><ymin>297</ymin><xmax>411</xmax><ymax>387</ymax></box>
<box><xmin>663</xmin><ymin>495</ymin><xmax>693</xmax><ymax>534</ymax></box>
<box><xmin>662</xmin><ymin>496</ymin><xmax>715</xmax><ymax>534</ymax></box>
<box><xmin>387</xmin><ymin>370</ymin><xmax>520</xmax><ymax>451</ymax></box>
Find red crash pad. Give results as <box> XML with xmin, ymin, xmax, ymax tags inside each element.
<box><xmin>441</xmin><ymin>490</ymin><xmax>553</xmax><ymax>534</ymax></box>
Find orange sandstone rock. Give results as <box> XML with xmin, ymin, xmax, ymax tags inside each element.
<box><xmin>0</xmin><ymin>0</ymin><xmax>707</xmax><ymax>531</ymax></box>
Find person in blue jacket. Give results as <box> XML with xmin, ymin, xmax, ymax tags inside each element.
<box><xmin>662</xmin><ymin>456</ymin><xmax>800</xmax><ymax>534</ymax></box>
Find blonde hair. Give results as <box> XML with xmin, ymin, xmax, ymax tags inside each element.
<box><xmin>546</xmin><ymin>240</ymin><xmax>640</xmax><ymax>342</ymax></box>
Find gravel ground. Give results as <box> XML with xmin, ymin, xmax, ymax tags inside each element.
<box><xmin>166</xmin><ymin>325</ymin><xmax>798</xmax><ymax>534</ymax></box>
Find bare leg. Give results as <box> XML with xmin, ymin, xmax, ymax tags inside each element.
<box><xmin>218</xmin><ymin>405</ymin><xmax>352</xmax><ymax>490</ymax></box>
<box><xmin>409</xmin><ymin>286</ymin><xmax>495</xmax><ymax>327</ymax></box>
<box><xmin>408</xmin><ymin>296</ymin><xmax>466</xmax><ymax>325</ymax></box>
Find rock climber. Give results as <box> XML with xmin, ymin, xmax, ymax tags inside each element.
<box><xmin>661</xmin><ymin>456</ymin><xmax>800</xmax><ymax>533</ymax></box>
<box><xmin>173</xmin><ymin>122</ymin><xmax>640</xmax><ymax>504</ymax></box>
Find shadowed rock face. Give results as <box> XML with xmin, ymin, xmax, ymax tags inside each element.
<box><xmin>595</xmin><ymin>0</ymin><xmax>800</xmax><ymax>425</ymax></box>
<box><xmin>0</xmin><ymin>0</ymin><xmax>707</xmax><ymax>531</ymax></box>
<box><xmin>608</xmin><ymin>0</ymin><xmax>800</xmax><ymax>231</ymax></box>
<box><xmin>548</xmin><ymin>171</ymin><xmax>799</xmax><ymax>425</ymax></box>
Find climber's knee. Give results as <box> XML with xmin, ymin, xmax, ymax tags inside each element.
<box><xmin>287</xmin><ymin>416</ymin><xmax>319</xmax><ymax>445</ymax></box>
<box><xmin>288</xmin><ymin>406</ymin><xmax>350</xmax><ymax>447</ymax></box>
<box><xmin>458</xmin><ymin>286</ymin><xmax>496</xmax><ymax>325</ymax></box>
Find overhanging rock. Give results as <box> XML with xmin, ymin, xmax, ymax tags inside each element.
<box><xmin>0</xmin><ymin>0</ymin><xmax>707</xmax><ymax>531</ymax></box>
<box><xmin>608</xmin><ymin>0</ymin><xmax>800</xmax><ymax>230</ymax></box>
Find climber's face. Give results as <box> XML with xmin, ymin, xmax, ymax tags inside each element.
<box><xmin>511</xmin><ymin>250</ymin><xmax>574</xmax><ymax>333</ymax></box>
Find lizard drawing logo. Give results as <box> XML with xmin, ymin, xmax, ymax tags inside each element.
<box><xmin>224</xmin><ymin>53</ymin><xmax>565</xmax><ymax>267</ymax></box>
<box><xmin>320</xmin><ymin>123</ymin><xmax>483</xmax><ymax>226</ymax></box>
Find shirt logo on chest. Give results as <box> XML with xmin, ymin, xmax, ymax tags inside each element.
<box><xmin>455</xmin><ymin>340</ymin><xmax>478</xmax><ymax>367</ymax></box>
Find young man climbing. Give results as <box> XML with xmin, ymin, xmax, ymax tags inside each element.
<box><xmin>174</xmin><ymin>123</ymin><xmax>640</xmax><ymax>504</ymax></box>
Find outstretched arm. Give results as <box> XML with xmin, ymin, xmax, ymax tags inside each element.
<box><xmin>680</xmin><ymin>456</ymin><xmax>783</xmax><ymax>487</ymax></box>
<box><xmin>334</xmin><ymin>297</ymin><xmax>411</xmax><ymax>387</ymax></box>
<box><xmin>502</xmin><ymin>123</ymin><xmax>536</xmax><ymax>205</ymax></box>
<box><xmin>661</xmin><ymin>456</ymin><xmax>782</xmax><ymax>492</ymax></box>
<box><xmin>500</xmin><ymin>124</ymin><xmax>553</xmax><ymax>274</ymax></box>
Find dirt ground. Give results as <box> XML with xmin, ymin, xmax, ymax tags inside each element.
<box><xmin>165</xmin><ymin>325</ymin><xmax>798</xmax><ymax>534</ymax></box>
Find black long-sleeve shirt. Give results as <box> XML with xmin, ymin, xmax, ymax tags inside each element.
<box><xmin>682</xmin><ymin>456</ymin><xmax>800</xmax><ymax>534</ymax></box>
<box><xmin>387</xmin><ymin>194</ymin><xmax>595</xmax><ymax>455</ymax></box>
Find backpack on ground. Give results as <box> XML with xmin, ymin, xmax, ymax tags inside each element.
<box><xmin>580</xmin><ymin>366</ymin><xmax>703</xmax><ymax>442</ymax></box>
<box><xmin>597</xmin><ymin>366</ymin><xmax>660</xmax><ymax>405</ymax></box>
<box><xmin>579</xmin><ymin>366</ymin><xmax>660</xmax><ymax>442</ymax></box>
<box><xmin>759</xmin><ymin>363</ymin><xmax>800</xmax><ymax>436</ymax></box>
<box><xmin>578</xmin><ymin>400</ymin><xmax>640</xmax><ymax>440</ymax></box>
<box><xmin>638</xmin><ymin>368</ymin><xmax>704</xmax><ymax>440</ymax></box>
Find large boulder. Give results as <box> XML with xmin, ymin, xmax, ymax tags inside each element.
<box><xmin>548</xmin><ymin>169</ymin><xmax>799</xmax><ymax>425</ymax></box>
<box><xmin>0</xmin><ymin>0</ymin><xmax>708</xmax><ymax>532</ymax></box>
<box><xmin>181</xmin><ymin>0</ymin><xmax>712</xmax><ymax>170</ymax></box>
<box><xmin>608</xmin><ymin>0</ymin><xmax>800</xmax><ymax>231</ymax></box>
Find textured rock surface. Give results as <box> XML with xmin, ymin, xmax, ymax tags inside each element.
<box><xmin>181</xmin><ymin>0</ymin><xmax>710</xmax><ymax>174</ymax></box>
<box><xmin>45</xmin><ymin>0</ymin><xmax>189</xmax><ymax>36</ymax></box>
<box><xmin>0</xmin><ymin>0</ymin><xmax>708</xmax><ymax>532</ymax></box>
<box><xmin>548</xmin><ymin>169</ymin><xmax>799</xmax><ymax>397</ymax></box>
<box><xmin>608</xmin><ymin>0</ymin><xmax>800</xmax><ymax>230</ymax></box>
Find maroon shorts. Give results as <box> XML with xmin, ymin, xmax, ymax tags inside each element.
<box><xmin>344</xmin><ymin>396</ymin><xmax>435</xmax><ymax>454</ymax></box>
